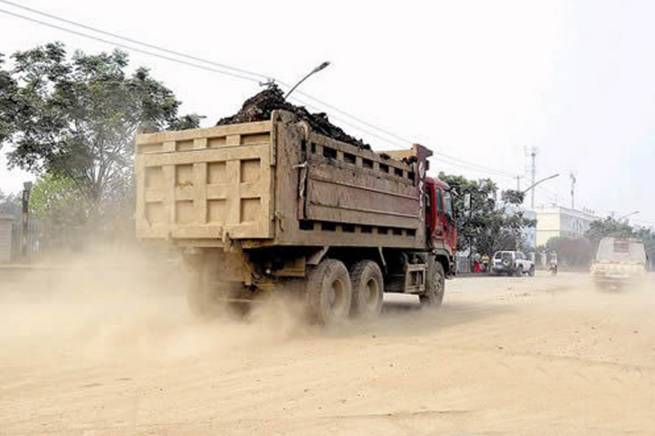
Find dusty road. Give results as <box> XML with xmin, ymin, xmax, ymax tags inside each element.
<box><xmin>0</xmin><ymin>260</ymin><xmax>654</xmax><ymax>435</ymax></box>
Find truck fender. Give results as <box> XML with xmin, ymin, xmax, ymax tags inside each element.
<box><xmin>307</xmin><ymin>246</ymin><xmax>330</xmax><ymax>266</ymax></box>
<box><xmin>433</xmin><ymin>247</ymin><xmax>454</xmax><ymax>277</ymax></box>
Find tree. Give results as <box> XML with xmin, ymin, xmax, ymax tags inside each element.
<box><xmin>0</xmin><ymin>53</ymin><xmax>18</xmax><ymax>141</ymax></box>
<box><xmin>585</xmin><ymin>217</ymin><xmax>655</xmax><ymax>265</ymax></box>
<box><xmin>29</xmin><ymin>173</ymin><xmax>89</xmax><ymax>227</ymax></box>
<box><xmin>501</xmin><ymin>189</ymin><xmax>525</xmax><ymax>205</ymax></box>
<box><xmin>0</xmin><ymin>42</ymin><xmax>200</xmax><ymax>207</ymax></box>
<box><xmin>0</xmin><ymin>189</ymin><xmax>21</xmax><ymax>218</ymax></box>
<box><xmin>585</xmin><ymin>217</ymin><xmax>634</xmax><ymax>247</ymax></box>
<box><xmin>438</xmin><ymin>173</ymin><xmax>535</xmax><ymax>256</ymax></box>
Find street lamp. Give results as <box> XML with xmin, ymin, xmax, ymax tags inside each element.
<box><xmin>284</xmin><ymin>61</ymin><xmax>331</xmax><ymax>99</ymax></box>
<box><xmin>522</xmin><ymin>173</ymin><xmax>560</xmax><ymax>208</ymax></box>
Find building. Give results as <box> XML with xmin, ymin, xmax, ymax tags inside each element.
<box><xmin>534</xmin><ymin>206</ymin><xmax>599</xmax><ymax>247</ymax></box>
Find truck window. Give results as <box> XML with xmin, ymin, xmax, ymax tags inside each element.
<box><xmin>444</xmin><ymin>191</ymin><xmax>454</xmax><ymax>218</ymax></box>
<box><xmin>613</xmin><ymin>239</ymin><xmax>629</xmax><ymax>253</ymax></box>
<box><xmin>436</xmin><ymin>188</ymin><xmax>444</xmax><ymax>213</ymax></box>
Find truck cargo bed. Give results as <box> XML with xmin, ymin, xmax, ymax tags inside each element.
<box><xmin>135</xmin><ymin>111</ymin><xmax>429</xmax><ymax>250</ymax></box>
<box><xmin>136</xmin><ymin>120</ymin><xmax>275</xmax><ymax>241</ymax></box>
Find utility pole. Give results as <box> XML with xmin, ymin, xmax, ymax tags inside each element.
<box><xmin>527</xmin><ymin>146</ymin><xmax>538</xmax><ymax>209</ymax></box>
<box><xmin>569</xmin><ymin>173</ymin><xmax>577</xmax><ymax>210</ymax></box>
<box><xmin>21</xmin><ymin>181</ymin><xmax>32</xmax><ymax>261</ymax></box>
<box><xmin>515</xmin><ymin>175</ymin><xmax>523</xmax><ymax>191</ymax></box>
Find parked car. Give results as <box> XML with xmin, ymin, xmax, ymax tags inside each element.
<box><xmin>491</xmin><ymin>251</ymin><xmax>535</xmax><ymax>277</ymax></box>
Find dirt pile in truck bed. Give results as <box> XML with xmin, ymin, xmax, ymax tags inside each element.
<box><xmin>216</xmin><ymin>85</ymin><xmax>370</xmax><ymax>150</ymax></box>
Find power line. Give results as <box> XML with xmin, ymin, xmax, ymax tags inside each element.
<box><xmin>0</xmin><ymin>0</ymin><xmax>419</xmax><ymax>146</ymax></box>
<box><xmin>0</xmin><ymin>0</ymin><xmax>271</xmax><ymax>83</ymax></box>
<box><xmin>0</xmin><ymin>1</ymin><xmax>412</xmax><ymax>142</ymax></box>
<box><xmin>294</xmin><ymin>94</ymin><xmax>516</xmax><ymax>178</ymax></box>
<box><xmin>436</xmin><ymin>158</ymin><xmax>516</xmax><ymax>179</ymax></box>
<box><xmin>290</xmin><ymin>96</ymin><xmax>404</xmax><ymax>149</ymax></box>
<box><xmin>293</xmin><ymin>91</ymin><xmax>415</xmax><ymax>144</ymax></box>
<box><xmin>0</xmin><ymin>2</ymin><xmax>519</xmax><ymax>179</ymax></box>
<box><xmin>0</xmin><ymin>8</ymin><xmax>261</xmax><ymax>83</ymax></box>
<box><xmin>435</xmin><ymin>152</ymin><xmax>517</xmax><ymax>178</ymax></box>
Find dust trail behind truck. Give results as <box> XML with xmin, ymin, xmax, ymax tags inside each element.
<box><xmin>135</xmin><ymin>110</ymin><xmax>457</xmax><ymax>324</ymax></box>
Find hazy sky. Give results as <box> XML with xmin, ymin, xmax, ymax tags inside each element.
<box><xmin>0</xmin><ymin>0</ymin><xmax>653</xmax><ymax>226</ymax></box>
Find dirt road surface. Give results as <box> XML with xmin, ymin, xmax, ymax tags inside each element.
<box><xmin>1</xmin><ymin>260</ymin><xmax>654</xmax><ymax>435</ymax></box>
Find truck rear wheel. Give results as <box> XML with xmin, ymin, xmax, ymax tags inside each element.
<box><xmin>420</xmin><ymin>257</ymin><xmax>445</xmax><ymax>307</ymax></box>
<box><xmin>307</xmin><ymin>258</ymin><xmax>352</xmax><ymax>325</ymax></box>
<box><xmin>350</xmin><ymin>260</ymin><xmax>384</xmax><ymax>319</ymax></box>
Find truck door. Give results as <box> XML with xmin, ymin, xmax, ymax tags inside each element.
<box><xmin>443</xmin><ymin>190</ymin><xmax>457</xmax><ymax>251</ymax></box>
<box><xmin>434</xmin><ymin>187</ymin><xmax>445</xmax><ymax>237</ymax></box>
<box><xmin>425</xmin><ymin>179</ymin><xmax>441</xmax><ymax>240</ymax></box>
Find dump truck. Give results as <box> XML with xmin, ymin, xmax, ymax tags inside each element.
<box><xmin>135</xmin><ymin>110</ymin><xmax>457</xmax><ymax>323</ymax></box>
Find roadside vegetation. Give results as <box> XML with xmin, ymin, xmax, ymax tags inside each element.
<box><xmin>0</xmin><ymin>42</ymin><xmax>201</xmax><ymax>246</ymax></box>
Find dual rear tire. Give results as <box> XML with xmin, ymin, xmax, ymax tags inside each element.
<box><xmin>187</xmin><ymin>253</ymin><xmax>445</xmax><ymax>325</ymax></box>
<box><xmin>306</xmin><ymin>259</ymin><xmax>384</xmax><ymax>325</ymax></box>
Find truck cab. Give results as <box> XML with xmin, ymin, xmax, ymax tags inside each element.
<box><xmin>425</xmin><ymin>177</ymin><xmax>458</xmax><ymax>271</ymax></box>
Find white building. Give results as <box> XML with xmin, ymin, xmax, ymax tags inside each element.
<box><xmin>534</xmin><ymin>206</ymin><xmax>599</xmax><ymax>247</ymax></box>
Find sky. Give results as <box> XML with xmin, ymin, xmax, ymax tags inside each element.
<box><xmin>0</xmin><ymin>0</ymin><xmax>653</xmax><ymax>226</ymax></box>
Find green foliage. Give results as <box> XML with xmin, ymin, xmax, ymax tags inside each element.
<box><xmin>501</xmin><ymin>189</ymin><xmax>525</xmax><ymax>205</ymax></box>
<box><xmin>585</xmin><ymin>217</ymin><xmax>655</xmax><ymax>262</ymax></box>
<box><xmin>168</xmin><ymin>114</ymin><xmax>205</xmax><ymax>131</ymax></box>
<box><xmin>29</xmin><ymin>173</ymin><xmax>90</xmax><ymax>227</ymax></box>
<box><xmin>0</xmin><ymin>189</ymin><xmax>21</xmax><ymax>218</ymax></box>
<box><xmin>438</xmin><ymin>173</ymin><xmax>535</xmax><ymax>256</ymax></box>
<box><xmin>585</xmin><ymin>217</ymin><xmax>635</xmax><ymax>245</ymax></box>
<box><xmin>0</xmin><ymin>42</ymin><xmax>201</xmax><ymax>206</ymax></box>
<box><xmin>0</xmin><ymin>53</ymin><xmax>18</xmax><ymax>141</ymax></box>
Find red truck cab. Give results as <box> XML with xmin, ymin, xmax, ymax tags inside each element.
<box><xmin>425</xmin><ymin>177</ymin><xmax>458</xmax><ymax>269</ymax></box>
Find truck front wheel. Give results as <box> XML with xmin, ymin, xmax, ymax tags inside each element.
<box><xmin>420</xmin><ymin>258</ymin><xmax>445</xmax><ymax>307</ymax></box>
<box><xmin>307</xmin><ymin>258</ymin><xmax>353</xmax><ymax>325</ymax></box>
<box><xmin>350</xmin><ymin>260</ymin><xmax>384</xmax><ymax>318</ymax></box>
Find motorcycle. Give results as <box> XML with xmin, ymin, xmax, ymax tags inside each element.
<box><xmin>549</xmin><ymin>262</ymin><xmax>558</xmax><ymax>276</ymax></box>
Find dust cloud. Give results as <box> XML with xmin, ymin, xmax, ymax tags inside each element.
<box><xmin>2</xmin><ymin>264</ymin><xmax>655</xmax><ymax>433</ymax></box>
<box><xmin>0</xmin><ymin>246</ymin><xmax>315</xmax><ymax>368</ymax></box>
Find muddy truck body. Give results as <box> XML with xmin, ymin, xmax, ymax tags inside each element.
<box><xmin>135</xmin><ymin>111</ymin><xmax>457</xmax><ymax>323</ymax></box>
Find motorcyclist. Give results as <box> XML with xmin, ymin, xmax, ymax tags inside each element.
<box><xmin>549</xmin><ymin>251</ymin><xmax>558</xmax><ymax>275</ymax></box>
